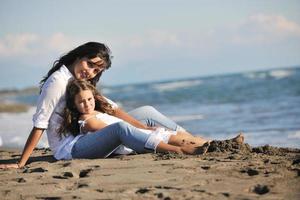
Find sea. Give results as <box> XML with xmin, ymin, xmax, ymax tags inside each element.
<box><xmin>0</xmin><ymin>67</ymin><xmax>300</xmax><ymax>149</ymax></box>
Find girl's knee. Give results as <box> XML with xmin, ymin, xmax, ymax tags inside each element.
<box><xmin>114</xmin><ymin>121</ymin><xmax>130</xmax><ymax>130</ymax></box>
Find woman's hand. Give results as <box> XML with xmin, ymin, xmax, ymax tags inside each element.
<box><xmin>0</xmin><ymin>127</ymin><xmax>44</xmax><ymax>170</ymax></box>
<box><xmin>144</xmin><ymin>126</ymin><xmax>157</xmax><ymax>131</ymax></box>
<box><xmin>0</xmin><ymin>163</ymin><xmax>20</xmax><ymax>169</ymax></box>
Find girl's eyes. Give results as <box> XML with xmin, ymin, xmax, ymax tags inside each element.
<box><xmin>79</xmin><ymin>98</ymin><xmax>93</xmax><ymax>104</ymax></box>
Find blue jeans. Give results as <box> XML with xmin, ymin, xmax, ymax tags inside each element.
<box><xmin>72</xmin><ymin>122</ymin><xmax>153</xmax><ymax>159</ymax></box>
<box><xmin>72</xmin><ymin>106</ymin><xmax>182</xmax><ymax>159</ymax></box>
<box><xmin>128</xmin><ymin>106</ymin><xmax>182</xmax><ymax>131</ymax></box>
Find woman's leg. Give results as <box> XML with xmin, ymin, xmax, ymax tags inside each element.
<box><xmin>129</xmin><ymin>106</ymin><xmax>209</xmax><ymax>145</ymax></box>
<box><xmin>72</xmin><ymin>122</ymin><xmax>158</xmax><ymax>159</ymax></box>
<box><xmin>128</xmin><ymin>106</ymin><xmax>185</xmax><ymax>131</ymax></box>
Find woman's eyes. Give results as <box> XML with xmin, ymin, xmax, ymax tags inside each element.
<box><xmin>87</xmin><ymin>61</ymin><xmax>95</xmax><ymax>68</ymax></box>
<box><xmin>87</xmin><ymin>61</ymin><xmax>101</xmax><ymax>74</ymax></box>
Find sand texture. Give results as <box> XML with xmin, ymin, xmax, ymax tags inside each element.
<box><xmin>0</xmin><ymin>142</ymin><xmax>300</xmax><ymax>200</ymax></box>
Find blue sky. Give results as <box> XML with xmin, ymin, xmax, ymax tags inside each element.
<box><xmin>0</xmin><ymin>0</ymin><xmax>300</xmax><ymax>89</ymax></box>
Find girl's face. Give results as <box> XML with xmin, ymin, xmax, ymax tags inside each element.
<box><xmin>74</xmin><ymin>89</ymin><xmax>95</xmax><ymax>114</ymax></box>
<box><xmin>72</xmin><ymin>57</ymin><xmax>106</xmax><ymax>80</ymax></box>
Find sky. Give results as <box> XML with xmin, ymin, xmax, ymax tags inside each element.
<box><xmin>0</xmin><ymin>0</ymin><xmax>300</xmax><ymax>89</ymax></box>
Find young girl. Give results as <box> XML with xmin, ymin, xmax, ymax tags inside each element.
<box><xmin>60</xmin><ymin>80</ymin><xmax>244</xmax><ymax>157</ymax></box>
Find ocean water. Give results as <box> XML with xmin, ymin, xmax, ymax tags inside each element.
<box><xmin>1</xmin><ymin>67</ymin><xmax>300</xmax><ymax>149</ymax></box>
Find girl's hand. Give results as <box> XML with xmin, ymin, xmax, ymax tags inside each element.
<box><xmin>0</xmin><ymin>163</ymin><xmax>20</xmax><ymax>169</ymax></box>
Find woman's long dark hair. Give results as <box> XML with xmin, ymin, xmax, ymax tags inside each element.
<box><xmin>40</xmin><ymin>42</ymin><xmax>112</xmax><ymax>91</ymax></box>
<box><xmin>59</xmin><ymin>80</ymin><xmax>115</xmax><ymax>137</ymax></box>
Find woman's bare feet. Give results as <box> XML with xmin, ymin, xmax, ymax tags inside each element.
<box><xmin>193</xmin><ymin>142</ymin><xmax>210</xmax><ymax>155</ymax></box>
<box><xmin>230</xmin><ymin>132</ymin><xmax>244</xmax><ymax>144</ymax></box>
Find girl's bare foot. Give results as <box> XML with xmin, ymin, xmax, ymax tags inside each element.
<box><xmin>180</xmin><ymin>141</ymin><xmax>210</xmax><ymax>155</ymax></box>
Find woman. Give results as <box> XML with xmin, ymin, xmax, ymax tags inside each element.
<box><xmin>0</xmin><ymin>42</ymin><xmax>209</xmax><ymax>169</ymax></box>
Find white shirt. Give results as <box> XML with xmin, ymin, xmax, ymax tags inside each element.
<box><xmin>32</xmin><ymin>65</ymin><xmax>118</xmax><ymax>160</ymax></box>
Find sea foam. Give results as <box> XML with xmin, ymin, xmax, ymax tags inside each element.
<box><xmin>0</xmin><ymin>107</ymin><xmax>48</xmax><ymax>149</ymax></box>
<box><xmin>269</xmin><ymin>69</ymin><xmax>293</xmax><ymax>79</ymax></box>
<box><xmin>153</xmin><ymin>80</ymin><xmax>202</xmax><ymax>92</ymax></box>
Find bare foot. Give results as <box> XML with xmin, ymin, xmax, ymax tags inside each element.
<box><xmin>231</xmin><ymin>132</ymin><xmax>244</xmax><ymax>144</ymax></box>
<box><xmin>180</xmin><ymin>141</ymin><xmax>210</xmax><ymax>155</ymax></box>
<box><xmin>193</xmin><ymin>142</ymin><xmax>210</xmax><ymax>155</ymax></box>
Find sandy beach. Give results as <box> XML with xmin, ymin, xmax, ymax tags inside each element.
<box><xmin>0</xmin><ymin>142</ymin><xmax>300</xmax><ymax>200</ymax></box>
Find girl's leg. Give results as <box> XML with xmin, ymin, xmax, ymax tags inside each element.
<box><xmin>71</xmin><ymin>121</ymin><xmax>208</xmax><ymax>158</ymax></box>
<box><xmin>156</xmin><ymin>142</ymin><xmax>183</xmax><ymax>154</ymax></box>
<box><xmin>155</xmin><ymin>140</ymin><xmax>209</xmax><ymax>155</ymax></box>
<box><xmin>168</xmin><ymin>132</ymin><xmax>245</xmax><ymax>150</ymax></box>
<box><xmin>168</xmin><ymin>131</ymin><xmax>208</xmax><ymax>147</ymax></box>
<box><xmin>128</xmin><ymin>106</ymin><xmax>185</xmax><ymax>131</ymax></box>
<box><xmin>72</xmin><ymin>122</ymin><xmax>157</xmax><ymax>159</ymax></box>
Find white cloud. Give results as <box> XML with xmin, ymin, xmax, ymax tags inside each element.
<box><xmin>0</xmin><ymin>33</ymin><xmax>40</xmax><ymax>56</ymax></box>
<box><xmin>1</xmin><ymin>14</ymin><xmax>299</xmax><ymax>61</ymax></box>
<box><xmin>114</xmin><ymin>30</ymin><xmax>182</xmax><ymax>50</ymax></box>
<box><xmin>147</xmin><ymin>30</ymin><xmax>181</xmax><ymax>46</ymax></box>
<box><xmin>45</xmin><ymin>32</ymin><xmax>76</xmax><ymax>52</ymax></box>
<box><xmin>112</xmin><ymin>14</ymin><xmax>300</xmax><ymax>58</ymax></box>
<box><xmin>231</xmin><ymin>14</ymin><xmax>300</xmax><ymax>45</ymax></box>
<box><xmin>0</xmin><ymin>32</ymin><xmax>80</xmax><ymax>57</ymax></box>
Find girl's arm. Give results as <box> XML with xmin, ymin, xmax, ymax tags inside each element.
<box><xmin>113</xmin><ymin>107</ymin><xmax>154</xmax><ymax>130</ymax></box>
<box><xmin>0</xmin><ymin>127</ymin><xmax>44</xmax><ymax>169</ymax></box>
<box><xmin>83</xmin><ymin>116</ymin><xmax>109</xmax><ymax>133</ymax></box>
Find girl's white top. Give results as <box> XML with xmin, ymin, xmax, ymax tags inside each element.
<box><xmin>32</xmin><ymin>65</ymin><xmax>118</xmax><ymax>160</ymax></box>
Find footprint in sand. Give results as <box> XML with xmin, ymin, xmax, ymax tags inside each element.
<box><xmin>79</xmin><ymin>168</ymin><xmax>93</xmax><ymax>178</ymax></box>
<box><xmin>63</xmin><ymin>171</ymin><xmax>74</xmax><ymax>178</ymax></box>
<box><xmin>240</xmin><ymin>168</ymin><xmax>259</xmax><ymax>176</ymax></box>
<box><xmin>14</xmin><ymin>177</ymin><xmax>26</xmax><ymax>183</ymax></box>
<box><xmin>52</xmin><ymin>171</ymin><xmax>77</xmax><ymax>179</ymax></box>
<box><xmin>135</xmin><ymin>188</ymin><xmax>151</xmax><ymax>194</ymax></box>
<box><xmin>36</xmin><ymin>196</ymin><xmax>62</xmax><ymax>200</ymax></box>
<box><xmin>252</xmin><ymin>184</ymin><xmax>270</xmax><ymax>195</ymax></box>
<box><xmin>61</xmin><ymin>162</ymin><xmax>72</xmax><ymax>167</ymax></box>
<box><xmin>23</xmin><ymin>167</ymin><xmax>48</xmax><ymax>173</ymax></box>
<box><xmin>201</xmin><ymin>166</ymin><xmax>211</xmax><ymax>170</ymax></box>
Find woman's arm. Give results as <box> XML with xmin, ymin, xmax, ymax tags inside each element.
<box><xmin>0</xmin><ymin>127</ymin><xmax>44</xmax><ymax>169</ymax></box>
<box><xmin>113</xmin><ymin>107</ymin><xmax>154</xmax><ymax>130</ymax></box>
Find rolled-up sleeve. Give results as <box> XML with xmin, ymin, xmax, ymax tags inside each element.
<box><xmin>32</xmin><ymin>77</ymin><xmax>66</xmax><ymax>129</ymax></box>
<box><xmin>103</xmin><ymin>96</ymin><xmax>118</xmax><ymax>109</ymax></box>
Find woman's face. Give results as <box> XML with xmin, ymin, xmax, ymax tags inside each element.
<box><xmin>72</xmin><ymin>57</ymin><xmax>106</xmax><ymax>80</ymax></box>
<box><xmin>74</xmin><ymin>89</ymin><xmax>95</xmax><ymax>114</ymax></box>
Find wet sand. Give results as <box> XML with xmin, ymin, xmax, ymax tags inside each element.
<box><xmin>0</xmin><ymin>142</ymin><xmax>300</xmax><ymax>200</ymax></box>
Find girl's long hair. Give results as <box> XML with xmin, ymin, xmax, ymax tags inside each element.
<box><xmin>40</xmin><ymin>42</ymin><xmax>112</xmax><ymax>91</ymax></box>
<box><xmin>59</xmin><ymin>80</ymin><xmax>115</xmax><ymax>137</ymax></box>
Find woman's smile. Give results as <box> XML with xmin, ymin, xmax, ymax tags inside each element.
<box><xmin>79</xmin><ymin>70</ymin><xmax>89</xmax><ymax>79</ymax></box>
<box><xmin>73</xmin><ymin>57</ymin><xmax>105</xmax><ymax>81</ymax></box>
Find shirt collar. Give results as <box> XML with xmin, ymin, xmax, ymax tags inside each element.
<box><xmin>60</xmin><ymin>65</ymin><xmax>74</xmax><ymax>79</ymax></box>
